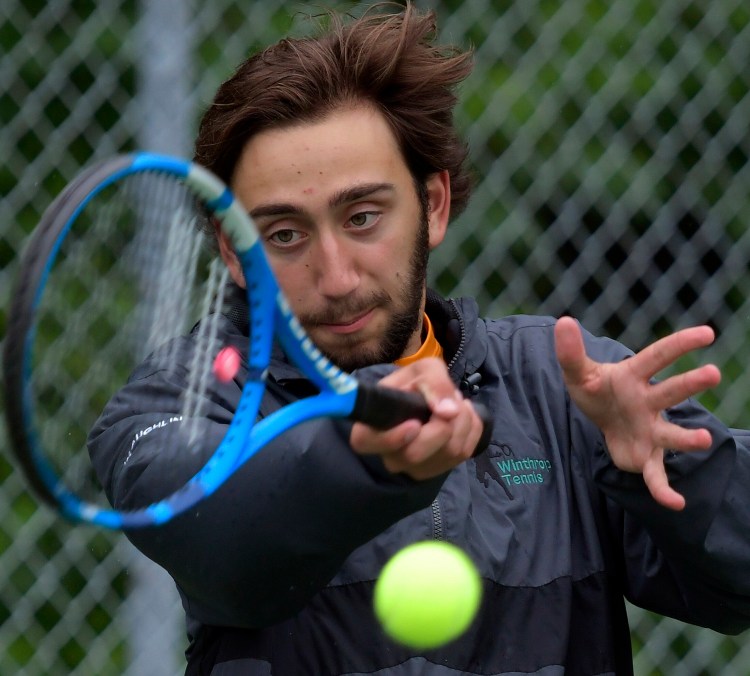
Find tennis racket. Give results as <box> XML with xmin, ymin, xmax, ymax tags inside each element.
<box><xmin>3</xmin><ymin>152</ymin><xmax>491</xmax><ymax>530</ymax></box>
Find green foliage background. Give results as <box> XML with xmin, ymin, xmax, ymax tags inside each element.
<box><xmin>2</xmin><ymin>0</ymin><xmax>749</xmax><ymax>673</ymax></box>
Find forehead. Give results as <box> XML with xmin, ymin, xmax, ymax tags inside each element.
<box><xmin>231</xmin><ymin>106</ymin><xmax>412</xmax><ymax>201</ymax></box>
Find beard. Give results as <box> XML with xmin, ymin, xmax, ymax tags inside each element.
<box><xmin>298</xmin><ymin>208</ymin><xmax>430</xmax><ymax>373</ymax></box>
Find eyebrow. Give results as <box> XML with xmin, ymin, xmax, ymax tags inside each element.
<box><xmin>248</xmin><ymin>182</ymin><xmax>395</xmax><ymax>220</ymax></box>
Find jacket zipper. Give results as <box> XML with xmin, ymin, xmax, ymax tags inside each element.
<box><xmin>432</xmin><ymin>298</ymin><xmax>468</xmax><ymax>541</ymax></box>
<box><xmin>431</xmin><ymin>499</ymin><xmax>444</xmax><ymax>541</ymax></box>
<box><xmin>446</xmin><ymin>298</ymin><xmax>467</xmax><ymax>376</ymax></box>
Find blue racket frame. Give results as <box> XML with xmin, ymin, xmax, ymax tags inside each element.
<box><xmin>18</xmin><ymin>153</ymin><xmax>362</xmax><ymax>529</ymax></box>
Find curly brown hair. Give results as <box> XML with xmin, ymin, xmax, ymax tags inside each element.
<box><xmin>193</xmin><ymin>2</ymin><xmax>474</xmax><ymax>220</ymax></box>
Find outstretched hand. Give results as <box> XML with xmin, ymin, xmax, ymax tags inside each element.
<box><xmin>554</xmin><ymin>316</ymin><xmax>721</xmax><ymax>511</ymax></box>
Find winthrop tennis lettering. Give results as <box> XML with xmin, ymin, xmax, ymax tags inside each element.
<box><xmin>497</xmin><ymin>457</ymin><xmax>553</xmax><ymax>487</ymax></box>
<box><xmin>124</xmin><ymin>416</ymin><xmax>184</xmax><ymax>465</ymax></box>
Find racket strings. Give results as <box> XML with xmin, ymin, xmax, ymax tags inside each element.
<box><xmin>32</xmin><ymin>168</ymin><xmax>236</xmax><ymax>506</ymax></box>
<box><xmin>144</xmin><ymin>178</ymin><xmax>205</xmax><ymax>359</ymax></box>
<box><xmin>43</xmin><ymin>183</ymin><xmax>108</xmax><ymax>498</ymax></box>
<box><xmin>118</xmin><ymin>171</ymin><xmax>233</xmax><ymax>457</ymax></box>
<box><xmin>124</xmin><ymin>173</ymin><xmax>197</xmax><ymax>360</ymax></box>
<box><xmin>34</xmin><ymin>181</ymin><xmax>140</xmax><ymax>499</ymax></box>
<box><xmin>180</xmin><ymin>259</ymin><xmax>230</xmax><ymax>451</ymax></box>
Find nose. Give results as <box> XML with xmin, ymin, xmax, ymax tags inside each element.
<box><xmin>313</xmin><ymin>230</ymin><xmax>360</xmax><ymax>299</ymax></box>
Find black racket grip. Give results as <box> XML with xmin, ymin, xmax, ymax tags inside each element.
<box><xmin>351</xmin><ymin>383</ymin><xmax>493</xmax><ymax>456</ymax></box>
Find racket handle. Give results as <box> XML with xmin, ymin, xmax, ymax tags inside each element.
<box><xmin>351</xmin><ymin>383</ymin><xmax>493</xmax><ymax>456</ymax></box>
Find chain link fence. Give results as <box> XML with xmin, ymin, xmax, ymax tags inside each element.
<box><xmin>2</xmin><ymin>0</ymin><xmax>750</xmax><ymax>673</ymax></box>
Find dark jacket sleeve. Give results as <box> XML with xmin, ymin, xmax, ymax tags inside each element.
<box><xmin>572</xmin><ymin>329</ymin><xmax>750</xmax><ymax>634</ymax></box>
<box><xmin>87</xmin><ymin>341</ymin><xmax>445</xmax><ymax>629</ymax></box>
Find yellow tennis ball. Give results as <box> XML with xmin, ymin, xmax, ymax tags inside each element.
<box><xmin>373</xmin><ymin>541</ymin><xmax>482</xmax><ymax>650</ymax></box>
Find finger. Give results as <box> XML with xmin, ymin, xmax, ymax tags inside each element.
<box><xmin>399</xmin><ymin>414</ymin><xmax>463</xmax><ymax>465</ymax></box>
<box><xmin>385</xmin><ymin>427</ymin><xmax>475</xmax><ymax>480</ymax></box>
<box><xmin>554</xmin><ymin>316</ymin><xmax>591</xmax><ymax>384</ymax></box>
<box><xmin>462</xmin><ymin>400</ymin><xmax>485</xmax><ymax>459</ymax></box>
<box><xmin>648</xmin><ymin>364</ymin><xmax>721</xmax><ymax>410</ymax></box>
<box><xmin>653</xmin><ymin>420</ymin><xmax>713</xmax><ymax>453</ymax></box>
<box><xmin>629</xmin><ymin>326</ymin><xmax>715</xmax><ymax>381</ymax></box>
<box><xmin>427</xmin><ymin>391</ymin><xmax>462</xmax><ymax>419</ymax></box>
<box><xmin>384</xmin><ymin>401</ymin><xmax>481</xmax><ymax>477</ymax></box>
<box><xmin>407</xmin><ymin>400</ymin><xmax>479</xmax><ymax>462</ymax></box>
<box><xmin>383</xmin><ymin>450</ymin><xmax>451</xmax><ymax>481</ymax></box>
<box><xmin>641</xmin><ymin>449</ymin><xmax>686</xmax><ymax>511</ymax></box>
<box><xmin>382</xmin><ymin>357</ymin><xmax>452</xmax><ymax>392</ymax></box>
<box><xmin>350</xmin><ymin>418</ymin><xmax>422</xmax><ymax>456</ymax></box>
<box><xmin>382</xmin><ymin>358</ymin><xmax>463</xmax><ymax>416</ymax></box>
<box><xmin>382</xmin><ymin>429</ymin><xmax>450</xmax><ymax>477</ymax></box>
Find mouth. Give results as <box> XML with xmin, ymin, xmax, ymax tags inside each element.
<box><xmin>319</xmin><ymin>308</ymin><xmax>375</xmax><ymax>335</ymax></box>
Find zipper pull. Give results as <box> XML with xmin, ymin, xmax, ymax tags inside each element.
<box><xmin>460</xmin><ymin>372</ymin><xmax>482</xmax><ymax>395</ymax></box>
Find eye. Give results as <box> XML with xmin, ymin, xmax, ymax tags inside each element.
<box><xmin>348</xmin><ymin>211</ymin><xmax>379</xmax><ymax>229</ymax></box>
<box><xmin>268</xmin><ymin>229</ymin><xmax>304</xmax><ymax>247</ymax></box>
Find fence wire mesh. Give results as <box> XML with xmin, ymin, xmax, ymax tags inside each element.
<box><xmin>2</xmin><ymin>0</ymin><xmax>750</xmax><ymax>673</ymax></box>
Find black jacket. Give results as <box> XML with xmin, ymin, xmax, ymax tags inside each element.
<box><xmin>88</xmin><ymin>289</ymin><xmax>750</xmax><ymax>675</ymax></box>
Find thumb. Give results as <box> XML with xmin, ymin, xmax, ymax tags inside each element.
<box><xmin>554</xmin><ymin>316</ymin><xmax>588</xmax><ymax>384</ymax></box>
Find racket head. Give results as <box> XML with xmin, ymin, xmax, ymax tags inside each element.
<box><xmin>3</xmin><ymin>152</ymin><xmax>464</xmax><ymax>530</ymax></box>
<box><xmin>2</xmin><ymin>153</ymin><xmax>273</xmax><ymax>528</ymax></box>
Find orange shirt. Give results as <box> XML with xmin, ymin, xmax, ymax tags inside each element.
<box><xmin>394</xmin><ymin>313</ymin><xmax>443</xmax><ymax>366</ymax></box>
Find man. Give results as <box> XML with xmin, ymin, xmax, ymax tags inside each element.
<box><xmin>88</xmin><ymin>3</ymin><xmax>750</xmax><ymax>674</ymax></box>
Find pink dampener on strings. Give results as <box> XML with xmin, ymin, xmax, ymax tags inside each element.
<box><xmin>213</xmin><ymin>346</ymin><xmax>241</xmax><ymax>382</ymax></box>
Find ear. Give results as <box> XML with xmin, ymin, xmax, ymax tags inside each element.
<box><xmin>425</xmin><ymin>170</ymin><xmax>451</xmax><ymax>250</ymax></box>
<box><xmin>215</xmin><ymin>220</ymin><xmax>247</xmax><ymax>289</ymax></box>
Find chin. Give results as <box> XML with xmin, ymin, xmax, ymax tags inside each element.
<box><xmin>318</xmin><ymin>339</ymin><xmax>379</xmax><ymax>372</ymax></box>
<box><xmin>327</xmin><ymin>350</ymin><xmax>378</xmax><ymax>373</ymax></box>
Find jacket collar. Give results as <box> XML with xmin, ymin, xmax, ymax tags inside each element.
<box><xmin>425</xmin><ymin>289</ymin><xmax>488</xmax><ymax>385</ymax></box>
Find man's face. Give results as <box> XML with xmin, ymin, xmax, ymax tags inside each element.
<box><xmin>228</xmin><ymin>105</ymin><xmax>449</xmax><ymax>371</ymax></box>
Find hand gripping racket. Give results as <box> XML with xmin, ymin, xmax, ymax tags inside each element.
<box><xmin>3</xmin><ymin>153</ymin><xmax>492</xmax><ymax>529</ymax></box>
